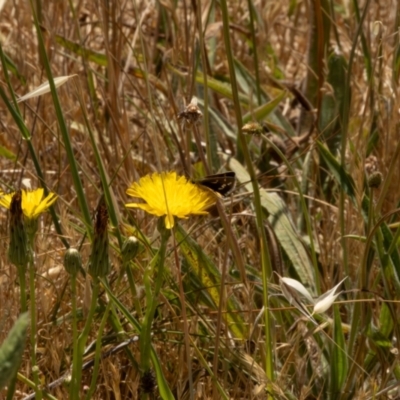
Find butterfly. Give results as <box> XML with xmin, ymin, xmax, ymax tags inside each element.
<box><xmin>195</xmin><ymin>171</ymin><xmax>236</xmax><ymax>196</ymax></box>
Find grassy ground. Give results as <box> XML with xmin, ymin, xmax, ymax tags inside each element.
<box><xmin>0</xmin><ymin>0</ymin><xmax>400</xmax><ymax>399</ymax></box>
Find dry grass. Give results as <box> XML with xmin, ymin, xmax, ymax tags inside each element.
<box><xmin>1</xmin><ymin>0</ymin><xmax>400</xmax><ymax>399</ymax></box>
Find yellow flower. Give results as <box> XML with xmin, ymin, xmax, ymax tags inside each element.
<box><xmin>126</xmin><ymin>172</ymin><xmax>218</xmax><ymax>229</ymax></box>
<box><xmin>0</xmin><ymin>188</ymin><xmax>57</xmax><ymax>220</ymax></box>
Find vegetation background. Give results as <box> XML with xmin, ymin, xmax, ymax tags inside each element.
<box><xmin>0</xmin><ymin>0</ymin><xmax>400</xmax><ymax>399</ymax></box>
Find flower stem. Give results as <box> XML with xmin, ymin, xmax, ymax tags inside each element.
<box><xmin>69</xmin><ymin>273</ymin><xmax>78</xmax><ymax>399</ymax></box>
<box><xmin>29</xmin><ymin>249</ymin><xmax>42</xmax><ymax>400</ymax></box>
<box><xmin>139</xmin><ymin>224</ymin><xmax>170</xmax><ymax>379</ymax></box>
<box><xmin>125</xmin><ymin>262</ymin><xmax>143</xmax><ymax>319</ymax></box>
<box><xmin>84</xmin><ymin>264</ymin><xmax>129</xmax><ymax>400</ymax></box>
<box><xmin>71</xmin><ymin>281</ymin><xmax>100</xmax><ymax>399</ymax></box>
<box><xmin>18</xmin><ymin>267</ymin><xmax>27</xmax><ymax>313</ymax></box>
<box><xmin>84</xmin><ymin>299</ymin><xmax>111</xmax><ymax>400</ymax></box>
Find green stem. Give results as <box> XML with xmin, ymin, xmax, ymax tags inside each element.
<box><xmin>29</xmin><ymin>248</ymin><xmax>42</xmax><ymax>400</ymax></box>
<box><xmin>84</xmin><ymin>264</ymin><xmax>131</xmax><ymax>400</ymax></box>
<box><xmin>84</xmin><ymin>301</ymin><xmax>111</xmax><ymax>400</ymax></box>
<box><xmin>71</xmin><ymin>282</ymin><xmax>100</xmax><ymax>399</ymax></box>
<box><xmin>125</xmin><ymin>263</ymin><xmax>143</xmax><ymax>319</ymax></box>
<box><xmin>139</xmin><ymin>225</ymin><xmax>170</xmax><ymax>376</ymax></box>
<box><xmin>5</xmin><ymin>374</ymin><xmax>17</xmax><ymax>400</ymax></box>
<box><xmin>16</xmin><ymin>373</ymin><xmax>59</xmax><ymax>400</ymax></box>
<box><xmin>69</xmin><ymin>273</ymin><xmax>78</xmax><ymax>399</ymax></box>
<box><xmin>18</xmin><ymin>268</ymin><xmax>27</xmax><ymax>313</ymax></box>
<box><xmin>219</xmin><ymin>0</ymin><xmax>274</xmax><ymax>389</ymax></box>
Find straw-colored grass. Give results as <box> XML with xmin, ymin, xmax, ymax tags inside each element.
<box><xmin>1</xmin><ymin>0</ymin><xmax>400</xmax><ymax>399</ymax></box>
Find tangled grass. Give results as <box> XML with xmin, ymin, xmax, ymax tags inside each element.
<box><xmin>1</xmin><ymin>0</ymin><xmax>400</xmax><ymax>399</ymax></box>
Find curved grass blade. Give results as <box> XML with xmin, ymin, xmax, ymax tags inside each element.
<box><xmin>380</xmin><ymin>221</ymin><xmax>400</xmax><ymax>283</ymax></box>
<box><xmin>232</xmin><ymin>57</ymin><xmax>287</xmax><ymax>111</ymax></box>
<box><xmin>330</xmin><ymin>305</ymin><xmax>348</xmax><ymax>397</ymax></box>
<box><xmin>0</xmin><ymin>42</ymin><xmax>68</xmax><ymax>248</ymax></box>
<box><xmin>54</xmin><ymin>33</ymin><xmax>108</xmax><ymax>65</ymax></box>
<box><xmin>229</xmin><ymin>158</ymin><xmax>316</xmax><ymax>290</ymax></box>
<box><xmin>28</xmin><ymin>0</ymin><xmax>93</xmax><ymax>239</ymax></box>
<box><xmin>54</xmin><ymin>33</ymin><xmax>168</xmax><ymax>94</ymax></box>
<box><xmin>242</xmin><ymin>90</ymin><xmax>287</xmax><ymax>124</ymax></box>
<box><xmin>2</xmin><ymin>51</ymin><xmax>25</xmax><ymax>84</ymax></box>
<box><xmin>196</xmin><ymin>97</ymin><xmax>236</xmax><ymax>141</ymax></box>
<box><xmin>100</xmin><ymin>279</ymin><xmax>174</xmax><ymax>400</ymax></box>
<box><xmin>319</xmin><ymin>51</ymin><xmax>348</xmax><ymax>151</ymax></box>
<box><xmin>317</xmin><ymin>141</ymin><xmax>356</xmax><ymax>204</ymax></box>
<box><xmin>175</xmin><ymin>224</ymin><xmax>247</xmax><ymax>338</ymax></box>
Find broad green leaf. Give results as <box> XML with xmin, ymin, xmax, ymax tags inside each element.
<box><xmin>229</xmin><ymin>158</ymin><xmax>316</xmax><ymax>291</ymax></box>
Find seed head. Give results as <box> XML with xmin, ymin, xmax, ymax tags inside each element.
<box><xmin>8</xmin><ymin>191</ymin><xmax>29</xmax><ymax>272</ymax></box>
<box><xmin>88</xmin><ymin>199</ymin><xmax>110</xmax><ymax>280</ymax></box>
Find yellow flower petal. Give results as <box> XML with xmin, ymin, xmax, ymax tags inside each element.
<box><xmin>126</xmin><ymin>172</ymin><xmax>218</xmax><ymax>229</ymax></box>
<box><xmin>0</xmin><ymin>193</ymin><xmax>12</xmax><ymax>210</ymax></box>
<box><xmin>0</xmin><ymin>189</ymin><xmax>57</xmax><ymax>219</ymax></box>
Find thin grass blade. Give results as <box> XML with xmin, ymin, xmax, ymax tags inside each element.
<box><xmin>175</xmin><ymin>224</ymin><xmax>247</xmax><ymax>339</ymax></box>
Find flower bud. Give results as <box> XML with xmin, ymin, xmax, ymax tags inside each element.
<box><xmin>368</xmin><ymin>171</ymin><xmax>383</xmax><ymax>188</ymax></box>
<box><xmin>63</xmin><ymin>248</ymin><xmax>82</xmax><ymax>276</ymax></box>
<box><xmin>88</xmin><ymin>200</ymin><xmax>110</xmax><ymax>280</ymax></box>
<box><xmin>121</xmin><ymin>236</ymin><xmax>139</xmax><ymax>265</ymax></box>
<box><xmin>8</xmin><ymin>191</ymin><xmax>29</xmax><ymax>272</ymax></box>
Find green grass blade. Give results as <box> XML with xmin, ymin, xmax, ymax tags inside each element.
<box><xmin>2</xmin><ymin>51</ymin><xmax>26</xmax><ymax>85</ymax></box>
<box><xmin>54</xmin><ymin>33</ymin><xmax>108</xmax><ymax>65</ymax></box>
<box><xmin>381</xmin><ymin>222</ymin><xmax>400</xmax><ymax>281</ymax></box>
<box><xmin>175</xmin><ymin>224</ymin><xmax>247</xmax><ymax>338</ymax></box>
<box><xmin>75</xmin><ymin>109</ymin><xmax>123</xmax><ymax>247</ymax></box>
<box><xmin>0</xmin><ymin>43</ymin><xmax>68</xmax><ymax>248</ymax></box>
<box><xmin>196</xmin><ymin>98</ymin><xmax>236</xmax><ymax>141</ymax></box>
<box><xmin>0</xmin><ymin>313</ymin><xmax>29</xmax><ymax>390</ymax></box>
<box><xmin>28</xmin><ymin>0</ymin><xmax>92</xmax><ymax>238</ymax></box>
<box><xmin>0</xmin><ymin>144</ymin><xmax>16</xmax><ymax>161</ymax></box>
<box><xmin>229</xmin><ymin>156</ymin><xmax>317</xmax><ymax>291</ymax></box>
<box><xmin>100</xmin><ymin>279</ymin><xmax>175</xmax><ymax>400</ymax></box>
<box><xmin>219</xmin><ymin>0</ymin><xmax>275</xmax><ymax>385</ymax></box>
<box><xmin>330</xmin><ymin>306</ymin><xmax>348</xmax><ymax>399</ymax></box>
<box><xmin>317</xmin><ymin>141</ymin><xmax>356</xmax><ymax>204</ymax></box>
<box><xmin>319</xmin><ymin>51</ymin><xmax>348</xmax><ymax>152</ymax></box>
<box><xmin>242</xmin><ymin>90</ymin><xmax>287</xmax><ymax>124</ymax></box>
